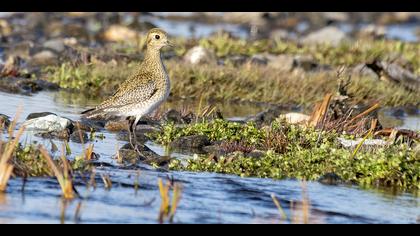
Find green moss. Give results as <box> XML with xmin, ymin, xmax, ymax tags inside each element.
<box><xmin>170</xmin><ymin>144</ymin><xmax>419</xmax><ymax>190</ymax></box>
<box><xmin>154</xmin><ymin>119</ymin><xmax>265</xmax><ymax>145</ymax></box>
<box><xmin>153</xmin><ymin>119</ymin><xmax>419</xmax><ymax>190</ymax></box>
<box><xmin>11</xmin><ymin>143</ymin><xmax>91</xmax><ymax>177</ymax></box>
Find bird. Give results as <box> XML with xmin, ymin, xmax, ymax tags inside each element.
<box><xmin>82</xmin><ymin>28</ymin><xmax>173</xmax><ymax>151</ymax></box>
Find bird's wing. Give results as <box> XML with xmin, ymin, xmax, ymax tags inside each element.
<box><xmin>96</xmin><ymin>72</ymin><xmax>157</xmax><ymax>110</ymax></box>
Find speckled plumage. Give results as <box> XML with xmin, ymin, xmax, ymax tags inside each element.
<box><xmin>82</xmin><ymin>28</ymin><xmax>171</xmax><ymax>121</ymax></box>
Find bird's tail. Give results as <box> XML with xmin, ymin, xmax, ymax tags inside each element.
<box><xmin>81</xmin><ymin>108</ymin><xmax>107</xmax><ymax>119</ymax></box>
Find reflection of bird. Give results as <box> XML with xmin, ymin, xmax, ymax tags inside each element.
<box><xmin>82</xmin><ymin>28</ymin><xmax>173</xmax><ymax>151</ymax></box>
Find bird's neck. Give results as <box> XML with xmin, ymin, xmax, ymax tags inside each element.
<box><xmin>141</xmin><ymin>47</ymin><xmax>164</xmax><ymax>73</ymax></box>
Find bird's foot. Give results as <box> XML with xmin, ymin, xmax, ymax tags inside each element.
<box><xmin>133</xmin><ymin>144</ymin><xmax>142</xmax><ymax>155</ymax></box>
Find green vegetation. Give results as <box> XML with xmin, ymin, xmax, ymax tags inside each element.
<box><xmin>152</xmin><ymin>119</ymin><xmax>419</xmax><ymax>190</ymax></box>
<box><xmin>40</xmin><ymin>34</ymin><xmax>420</xmax><ymax>107</ymax></box>
<box><xmin>43</xmin><ymin>59</ymin><xmax>420</xmax><ymax>107</ymax></box>
<box><xmin>168</xmin><ymin>61</ymin><xmax>420</xmax><ymax>106</ymax></box>
<box><xmin>43</xmin><ymin>61</ymin><xmax>137</xmax><ymax>95</ymax></box>
<box><xmin>199</xmin><ymin>33</ymin><xmax>420</xmax><ymax>73</ymax></box>
<box><xmin>11</xmin><ymin>143</ymin><xmax>92</xmax><ymax>177</ymax></box>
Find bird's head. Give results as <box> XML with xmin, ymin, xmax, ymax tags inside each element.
<box><xmin>146</xmin><ymin>28</ymin><xmax>173</xmax><ymax>50</ymax></box>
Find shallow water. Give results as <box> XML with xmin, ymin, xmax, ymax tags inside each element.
<box><xmin>0</xmin><ymin>90</ymin><xmax>419</xmax><ymax>224</ymax></box>
<box><xmin>144</xmin><ymin>13</ymin><xmax>419</xmax><ymax>42</ymax></box>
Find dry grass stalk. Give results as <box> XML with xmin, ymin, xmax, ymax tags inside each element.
<box><xmin>344</xmin><ymin>103</ymin><xmax>380</xmax><ymax>129</ymax></box>
<box><xmin>158</xmin><ymin>178</ymin><xmax>182</xmax><ymax>223</ymax></box>
<box><xmin>39</xmin><ymin>145</ymin><xmax>75</xmax><ymax>199</ymax></box>
<box><xmin>291</xmin><ymin>181</ymin><xmax>310</xmax><ymax>224</ymax></box>
<box><xmin>76</xmin><ymin>122</ymin><xmax>94</xmax><ymax>161</ymax></box>
<box><xmin>271</xmin><ymin>193</ymin><xmax>287</xmax><ymax>222</ymax></box>
<box><xmin>134</xmin><ymin>170</ymin><xmax>140</xmax><ymax>195</ymax></box>
<box><xmin>101</xmin><ymin>173</ymin><xmax>112</xmax><ymax>190</ymax></box>
<box><xmin>0</xmin><ymin>109</ymin><xmax>25</xmax><ymax>192</ymax></box>
<box><xmin>272</xmin><ymin>181</ymin><xmax>311</xmax><ymax>224</ymax></box>
<box><xmin>308</xmin><ymin>93</ymin><xmax>332</xmax><ymax>128</ymax></box>
<box><xmin>87</xmin><ymin>167</ymin><xmax>97</xmax><ymax>190</ymax></box>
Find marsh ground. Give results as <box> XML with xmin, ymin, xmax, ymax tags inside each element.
<box><xmin>0</xmin><ymin>12</ymin><xmax>419</xmax><ymax>223</ymax></box>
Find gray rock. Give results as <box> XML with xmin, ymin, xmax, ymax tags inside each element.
<box><xmin>225</xmin><ymin>55</ymin><xmax>248</xmax><ymax>66</ymax></box>
<box><xmin>323</xmin><ymin>12</ymin><xmax>349</xmax><ymax>22</ymax></box>
<box><xmin>136</xmin><ymin>124</ymin><xmax>159</xmax><ymax>134</ymax></box>
<box><xmin>358</xmin><ymin>24</ymin><xmax>386</xmax><ymax>39</ymax></box>
<box><xmin>30</xmin><ymin>50</ymin><xmax>58</xmax><ymax>66</ymax></box>
<box><xmin>248</xmin><ymin>107</ymin><xmax>283</xmax><ymax>126</ymax></box>
<box><xmin>318</xmin><ymin>173</ymin><xmax>343</xmax><ymax>185</ymax></box>
<box><xmin>162</xmin><ymin>109</ymin><xmax>195</xmax><ymax>124</ymax></box>
<box><xmin>170</xmin><ymin>135</ymin><xmax>211</xmax><ymax>149</ymax></box>
<box><xmin>117</xmin><ymin>145</ymin><xmax>163</xmax><ymax>165</ymax></box>
<box><xmin>270</xmin><ymin>29</ymin><xmax>295</xmax><ymax>41</ymax></box>
<box><xmin>351</xmin><ymin>64</ymin><xmax>379</xmax><ymax>80</ymax></box>
<box><xmin>77</xmin><ymin>118</ymin><xmax>104</xmax><ymax>131</ymax></box>
<box><xmin>35</xmin><ymin>128</ymin><xmax>70</xmax><ymax>140</ymax></box>
<box><xmin>301</xmin><ymin>26</ymin><xmax>350</xmax><ymax>46</ymax></box>
<box><xmin>293</xmin><ymin>55</ymin><xmax>321</xmax><ymax>71</ymax></box>
<box><xmin>0</xmin><ymin>77</ymin><xmax>59</xmax><ymax>95</ymax></box>
<box><xmin>26</xmin><ymin>112</ymin><xmax>57</xmax><ymax>120</ymax></box>
<box><xmin>246</xmin><ymin>149</ymin><xmax>265</xmax><ymax>159</ymax></box>
<box><xmin>221</xmin><ymin>12</ymin><xmax>267</xmax><ymax>26</ymax></box>
<box><xmin>103</xmin><ymin>25</ymin><xmax>138</xmax><ymax>42</ymax></box>
<box><xmin>266</xmin><ymin>54</ymin><xmax>294</xmax><ymax>71</ymax></box>
<box><xmin>202</xmin><ymin>145</ymin><xmax>220</xmax><ymax>154</ymax></box>
<box><xmin>279</xmin><ymin>112</ymin><xmax>311</xmax><ymax>124</ymax></box>
<box><xmin>249</xmin><ymin>54</ymin><xmax>268</xmax><ymax>65</ymax></box>
<box><xmin>365</xmin><ymin>60</ymin><xmax>420</xmax><ymax>92</ymax></box>
<box><xmin>115</xmin><ymin>124</ymin><xmax>157</xmax><ymax>143</ymax></box>
<box><xmin>162</xmin><ymin>109</ymin><xmax>184</xmax><ymax>124</ymax></box>
<box><xmin>338</xmin><ymin>137</ymin><xmax>388</xmax><ymax>149</ymax></box>
<box><xmin>43</xmin><ymin>38</ymin><xmax>66</xmax><ymax>53</ymax></box>
<box><xmin>121</xmin><ymin>143</ymin><xmax>152</xmax><ymax>152</ymax></box>
<box><xmin>184</xmin><ymin>46</ymin><xmax>217</xmax><ymax>65</ymax></box>
<box><xmin>116</xmin><ymin>131</ymin><xmax>149</xmax><ymax>144</ymax></box>
<box><xmin>70</xmin><ymin>130</ymin><xmax>89</xmax><ymax>143</ymax></box>
<box><xmin>23</xmin><ymin>114</ymin><xmax>72</xmax><ymax>133</ymax></box>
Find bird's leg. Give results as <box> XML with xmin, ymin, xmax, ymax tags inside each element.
<box><xmin>133</xmin><ymin>116</ymin><xmax>141</xmax><ymax>154</ymax></box>
<box><xmin>127</xmin><ymin>117</ymin><xmax>136</xmax><ymax>150</ymax></box>
<box><xmin>132</xmin><ymin>116</ymin><xmax>142</xmax><ymax>154</ymax></box>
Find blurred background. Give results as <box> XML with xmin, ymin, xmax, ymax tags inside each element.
<box><xmin>0</xmin><ymin>13</ymin><xmax>419</xmax><ymax>124</ymax></box>
<box><xmin>1</xmin><ymin>12</ymin><xmax>420</xmax><ymax>44</ymax></box>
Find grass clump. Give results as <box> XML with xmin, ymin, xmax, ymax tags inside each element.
<box><xmin>154</xmin><ymin>119</ymin><xmax>419</xmax><ymax>190</ymax></box>
<box><xmin>40</xmin><ymin>35</ymin><xmax>420</xmax><ymax>107</ymax></box>
<box><xmin>0</xmin><ymin>119</ymin><xmax>25</xmax><ymax>191</ymax></box>
<box><xmin>43</xmin><ymin>61</ymin><xmax>136</xmax><ymax>95</ymax></box>
<box><xmin>200</xmin><ymin>33</ymin><xmax>420</xmax><ymax>73</ymax></box>
<box><xmin>167</xmin><ymin>61</ymin><xmax>420</xmax><ymax>107</ymax></box>
<box><xmin>40</xmin><ymin>145</ymin><xmax>75</xmax><ymax>199</ymax></box>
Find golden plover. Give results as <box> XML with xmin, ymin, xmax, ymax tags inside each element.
<box><xmin>82</xmin><ymin>28</ymin><xmax>173</xmax><ymax>150</ymax></box>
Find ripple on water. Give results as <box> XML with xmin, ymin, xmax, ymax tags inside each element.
<box><xmin>0</xmin><ymin>90</ymin><xmax>419</xmax><ymax>223</ymax></box>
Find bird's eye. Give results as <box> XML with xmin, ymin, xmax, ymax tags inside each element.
<box><xmin>155</xmin><ymin>35</ymin><xmax>160</xmax><ymax>40</ymax></box>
